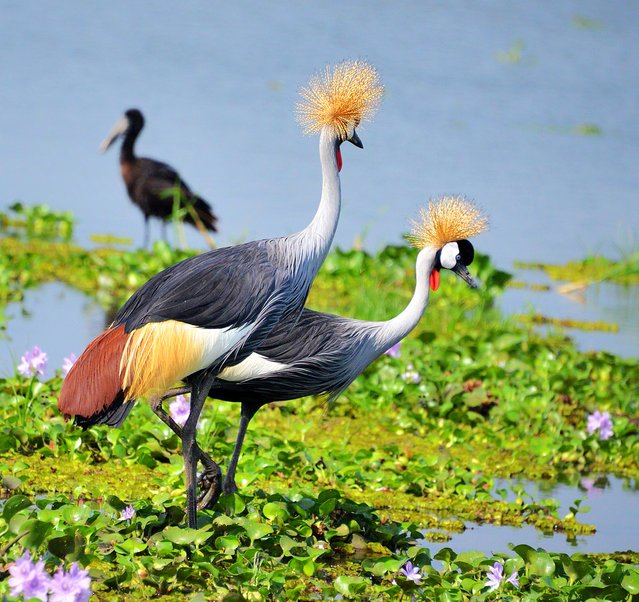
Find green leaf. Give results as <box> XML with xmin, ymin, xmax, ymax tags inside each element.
<box><xmin>530</xmin><ymin>552</ymin><xmax>556</xmax><ymax>577</ymax></box>
<box><xmin>48</xmin><ymin>535</ymin><xmax>78</xmax><ymax>559</ymax></box>
<box><xmin>3</xmin><ymin>494</ymin><xmax>32</xmax><ymax>521</ymax></box>
<box><xmin>216</xmin><ymin>535</ymin><xmax>240</xmax><ymax>555</ymax></box>
<box><xmin>19</xmin><ymin>519</ymin><xmax>52</xmax><ymax>548</ymax></box>
<box><xmin>334</xmin><ymin>575</ymin><xmax>369</xmax><ymax>597</ymax></box>
<box><xmin>242</xmin><ymin>520</ymin><xmax>273</xmax><ymax>542</ymax></box>
<box><xmin>263</xmin><ymin>501</ymin><xmax>290</xmax><ymax>522</ymax></box>
<box><xmin>163</xmin><ymin>527</ymin><xmax>201</xmax><ymax>546</ymax></box>
<box><xmin>114</xmin><ymin>538</ymin><xmax>147</xmax><ymax>555</ymax></box>
<box><xmin>622</xmin><ymin>570</ymin><xmax>639</xmax><ymax>595</ymax></box>
<box><xmin>217</xmin><ymin>493</ymin><xmax>246</xmax><ymax>515</ymax></box>
<box><xmin>61</xmin><ymin>504</ymin><xmax>93</xmax><ymax>525</ymax></box>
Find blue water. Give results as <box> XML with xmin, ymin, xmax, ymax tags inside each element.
<box><xmin>0</xmin><ymin>7</ymin><xmax>637</xmax><ymax>366</ymax></box>
<box><xmin>426</xmin><ymin>476</ymin><xmax>639</xmax><ymax>556</ymax></box>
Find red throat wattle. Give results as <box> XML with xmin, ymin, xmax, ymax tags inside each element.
<box><xmin>336</xmin><ymin>148</ymin><xmax>342</xmax><ymax>172</ymax></box>
<box><xmin>429</xmin><ymin>269</ymin><xmax>440</xmax><ymax>291</ymax></box>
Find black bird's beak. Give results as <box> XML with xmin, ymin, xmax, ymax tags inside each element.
<box><xmin>348</xmin><ymin>130</ymin><xmax>363</xmax><ymax>149</ymax></box>
<box><xmin>452</xmin><ymin>262</ymin><xmax>478</xmax><ymax>289</ymax></box>
<box><xmin>99</xmin><ymin>115</ymin><xmax>129</xmax><ymax>153</ymax></box>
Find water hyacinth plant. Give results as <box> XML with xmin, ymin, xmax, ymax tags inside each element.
<box><xmin>61</xmin><ymin>353</ymin><xmax>77</xmax><ymax>376</ymax></box>
<box><xmin>401</xmin><ymin>363</ymin><xmax>421</xmax><ymax>384</ymax></box>
<box><xmin>7</xmin><ymin>552</ymin><xmax>92</xmax><ymax>601</ymax></box>
<box><xmin>169</xmin><ymin>393</ymin><xmax>190</xmax><ymax>426</ymax></box>
<box><xmin>384</xmin><ymin>341</ymin><xmax>401</xmax><ymax>358</ymax></box>
<box><xmin>0</xmin><ymin>208</ymin><xmax>639</xmax><ymax>600</ymax></box>
<box><xmin>119</xmin><ymin>505</ymin><xmax>135</xmax><ymax>521</ymax></box>
<box><xmin>17</xmin><ymin>346</ymin><xmax>48</xmax><ymax>378</ymax></box>
<box><xmin>586</xmin><ymin>409</ymin><xmax>613</xmax><ymax>440</ymax></box>
<box><xmin>399</xmin><ymin>560</ymin><xmax>423</xmax><ymax>585</ymax></box>
<box><xmin>8</xmin><ymin>551</ymin><xmax>50</xmax><ymax>601</ymax></box>
<box><xmin>484</xmin><ymin>561</ymin><xmax>519</xmax><ymax>592</ymax></box>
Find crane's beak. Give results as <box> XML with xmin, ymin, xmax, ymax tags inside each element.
<box><xmin>452</xmin><ymin>262</ymin><xmax>478</xmax><ymax>288</ymax></box>
<box><xmin>347</xmin><ymin>130</ymin><xmax>363</xmax><ymax>149</ymax></box>
<box><xmin>99</xmin><ymin>115</ymin><xmax>129</xmax><ymax>152</ymax></box>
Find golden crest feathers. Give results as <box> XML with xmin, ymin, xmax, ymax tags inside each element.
<box><xmin>407</xmin><ymin>196</ymin><xmax>488</xmax><ymax>250</ymax></box>
<box><xmin>296</xmin><ymin>60</ymin><xmax>383</xmax><ymax>138</ymax></box>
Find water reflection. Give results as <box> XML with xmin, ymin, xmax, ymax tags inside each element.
<box><xmin>425</xmin><ymin>476</ymin><xmax>639</xmax><ymax>556</ymax></box>
<box><xmin>502</xmin><ymin>269</ymin><xmax>639</xmax><ymax>358</ymax></box>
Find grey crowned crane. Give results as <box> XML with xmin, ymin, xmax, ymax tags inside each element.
<box><xmin>79</xmin><ymin>197</ymin><xmax>488</xmax><ymax>506</ymax></box>
<box><xmin>59</xmin><ymin>61</ymin><xmax>384</xmax><ymax>527</ymax></box>
<box><xmin>100</xmin><ymin>108</ymin><xmax>219</xmax><ymax>248</ymax></box>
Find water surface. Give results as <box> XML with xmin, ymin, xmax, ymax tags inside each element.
<box><xmin>0</xmin><ymin>8</ymin><xmax>636</xmax><ymax>398</ymax></box>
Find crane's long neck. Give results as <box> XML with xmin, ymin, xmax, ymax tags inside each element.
<box><xmin>373</xmin><ymin>247</ymin><xmax>439</xmax><ymax>350</ymax></box>
<box><xmin>298</xmin><ymin>127</ymin><xmax>341</xmax><ymax>262</ymax></box>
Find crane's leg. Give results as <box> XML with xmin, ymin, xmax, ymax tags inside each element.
<box><xmin>150</xmin><ymin>387</ymin><xmax>222</xmax><ymax>512</ymax></box>
<box><xmin>161</xmin><ymin>219</ymin><xmax>168</xmax><ymax>243</ymax></box>
<box><xmin>181</xmin><ymin>372</ymin><xmax>218</xmax><ymax>528</ymax></box>
<box><xmin>222</xmin><ymin>402</ymin><xmax>260</xmax><ymax>495</ymax></box>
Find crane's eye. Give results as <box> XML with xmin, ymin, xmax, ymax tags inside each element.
<box><xmin>457</xmin><ymin>239</ymin><xmax>475</xmax><ymax>266</ymax></box>
<box><xmin>456</xmin><ymin>254</ymin><xmax>461</xmax><ymax>262</ymax></box>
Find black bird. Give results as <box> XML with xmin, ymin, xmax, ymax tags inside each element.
<box><xmin>100</xmin><ymin>108</ymin><xmax>218</xmax><ymax>247</ymax></box>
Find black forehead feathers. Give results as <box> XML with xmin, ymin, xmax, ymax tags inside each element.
<box><xmin>456</xmin><ymin>239</ymin><xmax>474</xmax><ymax>265</ymax></box>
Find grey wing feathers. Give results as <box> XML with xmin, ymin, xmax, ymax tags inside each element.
<box><xmin>114</xmin><ymin>241</ymin><xmax>288</xmax><ymax>332</ymax></box>
<box><xmin>217</xmin><ymin>309</ymin><xmax>375</xmax><ymax>403</ymax></box>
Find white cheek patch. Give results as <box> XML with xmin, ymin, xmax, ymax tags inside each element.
<box><xmin>440</xmin><ymin>242</ymin><xmax>459</xmax><ymax>270</ymax></box>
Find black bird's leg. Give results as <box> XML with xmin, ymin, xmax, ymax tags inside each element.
<box><xmin>143</xmin><ymin>215</ymin><xmax>150</xmax><ymax>249</ymax></box>
<box><xmin>150</xmin><ymin>386</ymin><xmax>222</xmax><ymax>513</ymax></box>
<box><xmin>223</xmin><ymin>402</ymin><xmax>261</xmax><ymax>494</ymax></box>
<box><xmin>182</xmin><ymin>372</ymin><xmax>218</xmax><ymax>528</ymax></box>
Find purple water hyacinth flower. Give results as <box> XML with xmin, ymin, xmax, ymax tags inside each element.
<box><xmin>586</xmin><ymin>410</ymin><xmax>613</xmax><ymax>440</ymax></box>
<box><xmin>49</xmin><ymin>562</ymin><xmax>92</xmax><ymax>602</ymax></box>
<box><xmin>384</xmin><ymin>342</ymin><xmax>401</xmax><ymax>358</ymax></box>
<box><xmin>506</xmin><ymin>569</ymin><xmax>519</xmax><ymax>588</ymax></box>
<box><xmin>120</xmin><ymin>505</ymin><xmax>135</xmax><ymax>521</ymax></box>
<box><xmin>17</xmin><ymin>345</ymin><xmax>48</xmax><ymax>378</ymax></box>
<box><xmin>399</xmin><ymin>560</ymin><xmax>422</xmax><ymax>585</ymax></box>
<box><xmin>62</xmin><ymin>353</ymin><xmax>78</xmax><ymax>376</ymax></box>
<box><xmin>485</xmin><ymin>561</ymin><xmax>518</xmax><ymax>592</ymax></box>
<box><xmin>169</xmin><ymin>394</ymin><xmax>190</xmax><ymax>426</ymax></box>
<box><xmin>8</xmin><ymin>551</ymin><xmax>50</xmax><ymax>601</ymax></box>
<box><xmin>401</xmin><ymin>363</ymin><xmax>421</xmax><ymax>384</ymax></box>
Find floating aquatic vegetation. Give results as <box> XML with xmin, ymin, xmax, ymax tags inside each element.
<box><xmin>515</xmin><ymin>313</ymin><xmax>619</xmax><ymax>332</ymax></box>
<box><xmin>0</xmin><ymin>206</ymin><xmax>638</xmax><ymax>599</ymax></box>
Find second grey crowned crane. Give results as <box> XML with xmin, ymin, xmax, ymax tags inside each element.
<box><xmin>80</xmin><ymin>196</ymin><xmax>488</xmax><ymax>505</ymax></box>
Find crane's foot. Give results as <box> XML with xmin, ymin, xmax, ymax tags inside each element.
<box><xmin>196</xmin><ymin>462</ymin><xmax>222</xmax><ymax>511</ymax></box>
